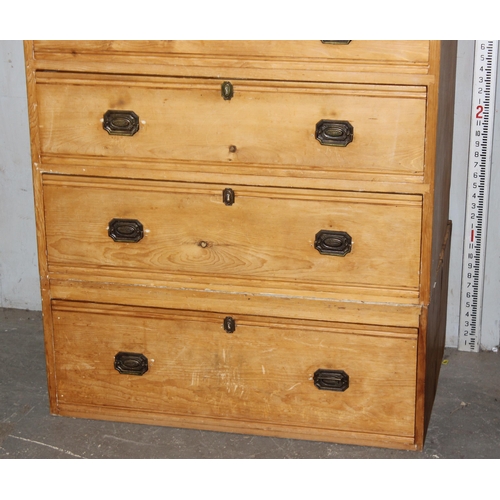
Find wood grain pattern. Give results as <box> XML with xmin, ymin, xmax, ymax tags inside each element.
<box><xmin>42</xmin><ymin>175</ymin><xmax>423</xmax><ymax>297</ymax></box>
<box><xmin>49</xmin><ymin>279</ymin><xmax>423</xmax><ymax>328</ymax></box>
<box><xmin>24</xmin><ymin>40</ymin><xmax>456</xmax><ymax>450</ymax></box>
<box><xmin>33</xmin><ymin>40</ymin><xmax>430</xmax><ymax>64</ymax></box>
<box><xmin>38</xmin><ymin>154</ymin><xmax>428</xmax><ymax>194</ymax></box>
<box><xmin>51</xmin><ymin>301</ymin><xmax>417</xmax><ymax>437</ymax></box>
<box><xmin>416</xmin><ymin>221</ymin><xmax>452</xmax><ymax>448</ymax></box>
<box><xmin>23</xmin><ymin>41</ymin><xmax>60</xmax><ymax>413</ymax></box>
<box><xmin>36</xmin><ymin>74</ymin><xmax>426</xmax><ymax>176</ymax></box>
<box><xmin>31</xmin><ymin>40</ymin><xmax>431</xmax><ymax>86</ymax></box>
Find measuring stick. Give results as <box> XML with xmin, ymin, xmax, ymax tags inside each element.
<box><xmin>458</xmin><ymin>40</ymin><xmax>498</xmax><ymax>352</ymax></box>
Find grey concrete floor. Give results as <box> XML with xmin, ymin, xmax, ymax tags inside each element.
<box><xmin>1</xmin><ymin>307</ymin><xmax>499</xmax><ymax>459</ymax></box>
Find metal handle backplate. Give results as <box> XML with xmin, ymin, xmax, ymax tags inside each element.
<box><xmin>315</xmin><ymin>120</ymin><xmax>353</xmax><ymax>147</ymax></box>
<box><xmin>114</xmin><ymin>352</ymin><xmax>148</xmax><ymax>376</ymax></box>
<box><xmin>103</xmin><ymin>110</ymin><xmax>140</xmax><ymax>136</ymax></box>
<box><xmin>108</xmin><ymin>218</ymin><xmax>144</xmax><ymax>243</ymax></box>
<box><xmin>321</xmin><ymin>40</ymin><xmax>351</xmax><ymax>45</ymax></box>
<box><xmin>313</xmin><ymin>369</ymin><xmax>349</xmax><ymax>392</ymax></box>
<box><xmin>314</xmin><ymin>230</ymin><xmax>352</xmax><ymax>256</ymax></box>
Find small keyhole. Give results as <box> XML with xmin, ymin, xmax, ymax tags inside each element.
<box><xmin>224</xmin><ymin>316</ymin><xmax>236</xmax><ymax>333</ymax></box>
<box><xmin>221</xmin><ymin>81</ymin><xmax>234</xmax><ymax>100</ymax></box>
<box><xmin>223</xmin><ymin>188</ymin><xmax>235</xmax><ymax>206</ymax></box>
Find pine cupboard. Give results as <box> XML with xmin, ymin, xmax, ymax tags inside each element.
<box><xmin>24</xmin><ymin>40</ymin><xmax>456</xmax><ymax>450</ymax></box>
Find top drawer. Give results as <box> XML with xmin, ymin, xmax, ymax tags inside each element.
<box><xmin>31</xmin><ymin>41</ymin><xmax>432</xmax><ymax>83</ymax></box>
<box><xmin>33</xmin><ymin>40</ymin><xmax>429</xmax><ymax>65</ymax></box>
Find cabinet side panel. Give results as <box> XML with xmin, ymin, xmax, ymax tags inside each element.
<box><xmin>415</xmin><ymin>41</ymin><xmax>456</xmax><ymax>449</ymax></box>
<box><xmin>431</xmin><ymin>40</ymin><xmax>457</xmax><ymax>282</ymax></box>
<box><xmin>416</xmin><ymin>221</ymin><xmax>452</xmax><ymax>448</ymax></box>
<box><xmin>24</xmin><ymin>41</ymin><xmax>58</xmax><ymax>412</ymax></box>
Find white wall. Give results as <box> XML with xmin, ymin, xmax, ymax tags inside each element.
<box><xmin>0</xmin><ymin>40</ymin><xmax>499</xmax><ymax>349</ymax></box>
<box><xmin>0</xmin><ymin>40</ymin><xmax>40</xmax><ymax>310</ymax></box>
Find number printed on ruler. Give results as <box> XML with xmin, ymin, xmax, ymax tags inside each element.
<box><xmin>459</xmin><ymin>41</ymin><xmax>498</xmax><ymax>352</ymax></box>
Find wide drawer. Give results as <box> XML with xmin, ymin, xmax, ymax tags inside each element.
<box><xmin>33</xmin><ymin>40</ymin><xmax>430</xmax><ymax>66</ymax></box>
<box><xmin>51</xmin><ymin>301</ymin><xmax>418</xmax><ymax>438</ymax></box>
<box><xmin>36</xmin><ymin>73</ymin><xmax>426</xmax><ymax>178</ymax></box>
<box><xmin>43</xmin><ymin>175</ymin><xmax>423</xmax><ymax>300</ymax></box>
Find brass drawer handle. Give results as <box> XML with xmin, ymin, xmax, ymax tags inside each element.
<box><xmin>108</xmin><ymin>218</ymin><xmax>144</xmax><ymax>243</ymax></box>
<box><xmin>313</xmin><ymin>369</ymin><xmax>349</xmax><ymax>392</ymax></box>
<box><xmin>321</xmin><ymin>40</ymin><xmax>351</xmax><ymax>45</ymax></box>
<box><xmin>315</xmin><ymin>120</ymin><xmax>353</xmax><ymax>147</ymax></box>
<box><xmin>114</xmin><ymin>352</ymin><xmax>148</xmax><ymax>376</ymax></box>
<box><xmin>103</xmin><ymin>110</ymin><xmax>140</xmax><ymax>136</ymax></box>
<box><xmin>314</xmin><ymin>230</ymin><xmax>352</xmax><ymax>256</ymax></box>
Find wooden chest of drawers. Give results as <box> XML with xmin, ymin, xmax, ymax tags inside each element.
<box><xmin>24</xmin><ymin>40</ymin><xmax>456</xmax><ymax>450</ymax></box>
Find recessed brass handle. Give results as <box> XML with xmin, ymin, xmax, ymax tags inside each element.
<box><xmin>114</xmin><ymin>352</ymin><xmax>148</xmax><ymax>376</ymax></box>
<box><xmin>108</xmin><ymin>218</ymin><xmax>144</xmax><ymax>243</ymax></box>
<box><xmin>314</xmin><ymin>230</ymin><xmax>352</xmax><ymax>257</ymax></box>
<box><xmin>313</xmin><ymin>369</ymin><xmax>349</xmax><ymax>391</ymax></box>
<box><xmin>321</xmin><ymin>40</ymin><xmax>351</xmax><ymax>45</ymax></box>
<box><xmin>315</xmin><ymin>120</ymin><xmax>353</xmax><ymax>147</ymax></box>
<box><xmin>103</xmin><ymin>110</ymin><xmax>140</xmax><ymax>136</ymax></box>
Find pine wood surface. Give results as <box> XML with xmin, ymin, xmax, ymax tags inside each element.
<box><xmin>33</xmin><ymin>40</ymin><xmax>430</xmax><ymax>65</ymax></box>
<box><xmin>417</xmin><ymin>221</ymin><xmax>452</xmax><ymax>446</ymax></box>
<box><xmin>29</xmin><ymin>40</ymin><xmax>433</xmax><ymax>86</ymax></box>
<box><xmin>48</xmin><ymin>279</ymin><xmax>423</xmax><ymax>329</ymax></box>
<box><xmin>42</xmin><ymin>175</ymin><xmax>422</xmax><ymax>300</ymax></box>
<box><xmin>37</xmin><ymin>155</ymin><xmax>429</xmax><ymax>194</ymax></box>
<box><xmin>54</xmin><ymin>402</ymin><xmax>417</xmax><ymax>450</ymax></box>
<box><xmin>36</xmin><ymin>74</ymin><xmax>426</xmax><ymax>177</ymax></box>
<box><xmin>51</xmin><ymin>301</ymin><xmax>417</xmax><ymax>437</ymax></box>
<box><xmin>24</xmin><ymin>40</ymin><xmax>456</xmax><ymax>450</ymax></box>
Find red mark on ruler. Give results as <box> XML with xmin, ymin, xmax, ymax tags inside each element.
<box><xmin>471</xmin><ymin>229</ymin><xmax>475</xmax><ymax>242</ymax></box>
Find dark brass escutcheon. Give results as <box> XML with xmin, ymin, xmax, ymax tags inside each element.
<box><xmin>321</xmin><ymin>40</ymin><xmax>351</xmax><ymax>44</ymax></box>
<box><xmin>103</xmin><ymin>110</ymin><xmax>140</xmax><ymax>136</ymax></box>
<box><xmin>108</xmin><ymin>218</ymin><xmax>144</xmax><ymax>243</ymax></box>
<box><xmin>313</xmin><ymin>369</ymin><xmax>349</xmax><ymax>392</ymax></box>
<box><xmin>223</xmin><ymin>188</ymin><xmax>235</xmax><ymax>206</ymax></box>
<box><xmin>114</xmin><ymin>352</ymin><xmax>148</xmax><ymax>376</ymax></box>
<box><xmin>221</xmin><ymin>81</ymin><xmax>234</xmax><ymax>100</ymax></box>
<box><xmin>223</xmin><ymin>316</ymin><xmax>236</xmax><ymax>333</ymax></box>
<box><xmin>314</xmin><ymin>230</ymin><xmax>352</xmax><ymax>256</ymax></box>
<box><xmin>315</xmin><ymin>120</ymin><xmax>353</xmax><ymax>147</ymax></box>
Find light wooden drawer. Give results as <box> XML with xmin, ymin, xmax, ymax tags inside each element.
<box><xmin>51</xmin><ymin>301</ymin><xmax>418</xmax><ymax>438</ymax></box>
<box><xmin>36</xmin><ymin>73</ymin><xmax>426</xmax><ymax>178</ymax></box>
<box><xmin>43</xmin><ymin>175</ymin><xmax>423</xmax><ymax>300</ymax></box>
<box><xmin>33</xmin><ymin>40</ymin><xmax>430</xmax><ymax>67</ymax></box>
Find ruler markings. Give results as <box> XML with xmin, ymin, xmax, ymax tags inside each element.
<box><xmin>458</xmin><ymin>40</ymin><xmax>499</xmax><ymax>352</ymax></box>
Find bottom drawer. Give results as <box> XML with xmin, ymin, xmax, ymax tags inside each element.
<box><xmin>50</xmin><ymin>301</ymin><xmax>418</xmax><ymax>440</ymax></box>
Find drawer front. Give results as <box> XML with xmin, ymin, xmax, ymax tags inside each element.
<box><xmin>43</xmin><ymin>176</ymin><xmax>422</xmax><ymax>297</ymax></box>
<box><xmin>51</xmin><ymin>302</ymin><xmax>418</xmax><ymax>437</ymax></box>
<box><xmin>33</xmin><ymin>40</ymin><xmax>430</xmax><ymax>68</ymax></box>
<box><xmin>36</xmin><ymin>75</ymin><xmax>426</xmax><ymax>177</ymax></box>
